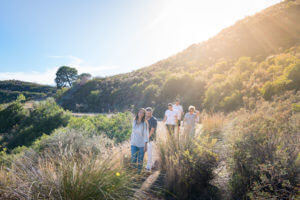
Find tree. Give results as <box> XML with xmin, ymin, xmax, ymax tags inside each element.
<box><xmin>55</xmin><ymin>66</ymin><xmax>78</xmax><ymax>88</ymax></box>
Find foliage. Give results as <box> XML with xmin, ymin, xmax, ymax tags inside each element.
<box><xmin>0</xmin><ymin>97</ymin><xmax>27</xmax><ymax>133</ymax></box>
<box><xmin>158</xmin><ymin>132</ymin><xmax>219</xmax><ymax>199</ymax></box>
<box><xmin>58</xmin><ymin>0</ymin><xmax>300</xmax><ymax>116</ymax></box>
<box><xmin>67</xmin><ymin>112</ymin><xmax>133</xmax><ymax>143</ymax></box>
<box><xmin>227</xmin><ymin>92</ymin><xmax>300</xmax><ymax>199</ymax></box>
<box><xmin>0</xmin><ymin>98</ymin><xmax>70</xmax><ymax>151</ymax></box>
<box><xmin>0</xmin><ymin>80</ymin><xmax>56</xmax><ymax>104</ymax></box>
<box><xmin>201</xmin><ymin>113</ymin><xmax>225</xmax><ymax>139</ymax></box>
<box><xmin>55</xmin><ymin>66</ymin><xmax>78</xmax><ymax>88</ymax></box>
<box><xmin>0</xmin><ymin>130</ymin><xmax>138</xmax><ymax>200</ymax></box>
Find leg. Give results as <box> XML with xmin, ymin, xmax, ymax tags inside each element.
<box><xmin>146</xmin><ymin>142</ymin><xmax>153</xmax><ymax>170</ymax></box>
<box><xmin>171</xmin><ymin>125</ymin><xmax>175</xmax><ymax>135</ymax></box>
<box><xmin>137</xmin><ymin>147</ymin><xmax>145</xmax><ymax>173</ymax></box>
<box><xmin>177</xmin><ymin>120</ymin><xmax>181</xmax><ymax>133</ymax></box>
<box><xmin>166</xmin><ymin>124</ymin><xmax>171</xmax><ymax>135</ymax></box>
<box><xmin>131</xmin><ymin>145</ymin><xmax>138</xmax><ymax>169</ymax></box>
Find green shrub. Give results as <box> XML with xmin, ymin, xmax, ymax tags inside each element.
<box><xmin>67</xmin><ymin>112</ymin><xmax>133</xmax><ymax>143</ymax></box>
<box><xmin>0</xmin><ymin>100</ymin><xmax>27</xmax><ymax>133</ymax></box>
<box><xmin>2</xmin><ymin>98</ymin><xmax>70</xmax><ymax>151</ymax></box>
<box><xmin>228</xmin><ymin>93</ymin><xmax>299</xmax><ymax>199</ymax></box>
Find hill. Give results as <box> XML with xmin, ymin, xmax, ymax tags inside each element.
<box><xmin>59</xmin><ymin>0</ymin><xmax>300</xmax><ymax>117</ymax></box>
<box><xmin>0</xmin><ymin>80</ymin><xmax>56</xmax><ymax>104</ymax></box>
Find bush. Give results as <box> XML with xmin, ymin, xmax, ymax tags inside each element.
<box><xmin>2</xmin><ymin>98</ymin><xmax>70</xmax><ymax>151</ymax></box>
<box><xmin>0</xmin><ymin>129</ymin><xmax>138</xmax><ymax>200</ymax></box>
<box><xmin>228</xmin><ymin>92</ymin><xmax>299</xmax><ymax>199</ymax></box>
<box><xmin>0</xmin><ymin>100</ymin><xmax>27</xmax><ymax>133</ymax></box>
<box><xmin>67</xmin><ymin>112</ymin><xmax>133</xmax><ymax>143</ymax></box>
<box><xmin>158</xmin><ymin>132</ymin><xmax>219</xmax><ymax>199</ymax></box>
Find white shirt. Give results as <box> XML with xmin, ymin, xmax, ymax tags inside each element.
<box><xmin>165</xmin><ymin>109</ymin><xmax>178</xmax><ymax>125</ymax></box>
<box><xmin>173</xmin><ymin>104</ymin><xmax>183</xmax><ymax>119</ymax></box>
<box><xmin>130</xmin><ymin>120</ymin><xmax>149</xmax><ymax>147</ymax></box>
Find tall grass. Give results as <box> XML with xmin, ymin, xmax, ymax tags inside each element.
<box><xmin>201</xmin><ymin>113</ymin><xmax>225</xmax><ymax>139</ymax></box>
<box><xmin>0</xmin><ymin>129</ymin><xmax>139</xmax><ymax>200</ymax></box>
<box><xmin>158</xmin><ymin>130</ymin><xmax>219</xmax><ymax>199</ymax></box>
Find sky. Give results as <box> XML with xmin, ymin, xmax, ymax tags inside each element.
<box><xmin>0</xmin><ymin>0</ymin><xmax>282</xmax><ymax>85</ymax></box>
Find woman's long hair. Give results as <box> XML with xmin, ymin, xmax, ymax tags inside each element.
<box><xmin>134</xmin><ymin>108</ymin><xmax>146</xmax><ymax>124</ymax></box>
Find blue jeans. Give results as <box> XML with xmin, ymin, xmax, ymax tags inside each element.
<box><xmin>131</xmin><ymin>145</ymin><xmax>145</xmax><ymax>173</ymax></box>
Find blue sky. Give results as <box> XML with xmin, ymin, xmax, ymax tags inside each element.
<box><xmin>0</xmin><ymin>0</ymin><xmax>281</xmax><ymax>85</ymax></box>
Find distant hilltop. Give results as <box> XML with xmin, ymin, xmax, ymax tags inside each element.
<box><xmin>0</xmin><ymin>80</ymin><xmax>56</xmax><ymax>104</ymax></box>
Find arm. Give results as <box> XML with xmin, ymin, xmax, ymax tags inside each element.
<box><xmin>149</xmin><ymin>127</ymin><xmax>155</xmax><ymax>139</ymax></box>
<box><xmin>163</xmin><ymin>114</ymin><xmax>167</xmax><ymax>123</ymax></box>
<box><xmin>144</xmin><ymin>121</ymin><xmax>149</xmax><ymax>152</ymax></box>
<box><xmin>196</xmin><ymin>110</ymin><xmax>200</xmax><ymax>123</ymax></box>
<box><xmin>149</xmin><ymin>119</ymin><xmax>157</xmax><ymax>139</ymax></box>
<box><xmin>183</xmin><ymin>113</ymin><xmax>187</xmax><ymax>126</ymax></box>
<box><xmin>181</xmin><ymin>107</ymin><xmax>184</xmax><ymax>120</ymax></box>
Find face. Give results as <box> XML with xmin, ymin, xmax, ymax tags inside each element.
<box><xmin>138</xmin><ymin>109</ymin><xmax>145</xmax><ymax>119</ymax></box>
<box><xmin>146</xmin><ymin>110</ymin><xmax>152</xmax><ymax>118</ymax></box>
<box><xmin>189</xmin><ymin>108</ymin><xmax>195</xmax><ymax>113</ymax></box>
<box><xmin>168</xmin><ymin>105</ymin><xmax>173</xmax><ymax>110</ymax></box>
<box><xmin>176</xmin><ymin>101</ymin><xmax>180</xmax><ymax>105</ymax></box>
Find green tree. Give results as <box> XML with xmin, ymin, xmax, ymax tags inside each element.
<box><xmin>55</xmin><ymin>66</ymin><xmax>78</xmax><ymax>88</ymax></box>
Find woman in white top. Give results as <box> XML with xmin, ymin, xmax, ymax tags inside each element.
<box><xmin>130</xmin><ymin>108</ymin><xmax>149</xmax><ymax>173</ymax></box>
<box><xmin>163</xmin><ymin>103</ymin><xmax>178</xmax><ymax>135</ymax></box>
<box><xmin>183</xmin><ymin>105</ymin><xmax>200</xmax><ymax>138</ymax></box>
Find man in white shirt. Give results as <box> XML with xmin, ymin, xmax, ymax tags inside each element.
<box><xmin>173</xmin><ymin>99</ymin><xmax>184</xmax><ymax>133</ymax></box>
<box><xmin>163</xmin><ymin>103</ymin><xmax>178</xmax><ymax>135</ymax></box>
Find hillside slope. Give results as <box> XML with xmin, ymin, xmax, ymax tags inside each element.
<box><xmin>59</xmin><ymin>0</ymin><xmax>300</xmax><ymax>116</ymax></box>
<box><xmin>0</xmin><ymin>80</ymin><xmax>56</xmax><ymax>104</ymax></box>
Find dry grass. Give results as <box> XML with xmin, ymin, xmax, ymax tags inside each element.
<box><xmin>0</xmin><ymin>129</ymin><xmax>140</xmax><ymax>200</ymax></box>
<box><xmin>157</xmin><ymin>127</ymin><xmax>219</xmax><ymax>199</ymax></box>
<box><xmin>201</xmin><ymin>113</ymin><xmax>225</xmax><ymax>139</ymax></box>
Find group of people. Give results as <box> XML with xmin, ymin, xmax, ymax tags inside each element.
<box><xmin>130</xmin><ymin>99</ymin><xmax>200</xmax><ymax>173</ymax></box>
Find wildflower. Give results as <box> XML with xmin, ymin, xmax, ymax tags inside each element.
<box><xmin>116</xmin><ymin>172</ymin><xmax>120</xmax><ymax>176</ymax></box>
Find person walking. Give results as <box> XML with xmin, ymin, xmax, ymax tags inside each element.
<box><xmin>145</xmin><ymin>107</ymin><xmax>158</xmax><ymax>171</ymax></box>
<box><xmin>163</xmin><ymin>103</ymin><xmax>178</xmax><ymax>135</ymax></box>
<box><xmin>183</xmin><ymin>105</ymin><xmax>200</xmax><ymax>138</ymax></box>
<box><xmin>173</xmin><ymin>99</ymin><xmax>184</xmax><ymax>133</ymax></box>
<box><xmin>130</xmin><ymin>108</ymin><xmax>149</xmax><ymax>173</ymax></box>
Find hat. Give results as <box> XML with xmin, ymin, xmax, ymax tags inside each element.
<box><xmin>146</xmin><ymin>107</ymin><xmax>153</xmax><ymax>112</ymax></box>
<box><xmin>168</xmin><ymin>103</ymin><xmax>173</xmax><ymax>107</ymax></box>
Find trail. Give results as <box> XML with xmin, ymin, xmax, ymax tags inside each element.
<box><xmin>133</xmin><ymin>122</ymin><xmax>166</xmax><ymax>200</ymax></box>
<box><xmin>134</xmin><ymin>122</ymin><xmax>231</xmax><ymax>199</ymax></box>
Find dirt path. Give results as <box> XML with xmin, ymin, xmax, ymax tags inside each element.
<box><xmin>134</xmin><ymin>122</ymin><xmax>231</xmax><ymax>200</ymax></box>
<box><xmin>133</xmin><ymin>122</ymin><xmax>166</xmax><ymax>199</ymax></box>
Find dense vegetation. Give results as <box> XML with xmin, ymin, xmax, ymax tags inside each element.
<box><xmin>227</xmin><ymin>92</ymin><xmax>299</xmax><ymax>199</ymax></box>
<box><xmin>58</xmin><ymin>0</ymin><xmax>300</xmax><ymax>117</ymax></box>
<box><xmin>0</xmin><ymin>1</ymin><xmax>299</xmax><ymax>199</ymax></box>
<box><xmin>0</xmin><ymin>80</ymin><xmax>56</xmax><ymax>104</ymax></box>
<box><xmin>0</xmin><ymin>96</ymin><xmax>133</xmax><ymax>154</ymax></box>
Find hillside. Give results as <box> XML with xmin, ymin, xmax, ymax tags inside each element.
<box><xmin>0</xmin><ymin>80</ymin><xmax>56</xmax><ymax>104</ymax></box>
<box><xmin>0</xmin><ymin>1</ymin><xmax>299</xmax><ymax>199</ymax></box>
<box><xmin>59</xmin><ymin>0</ymin><xmax>300</xmax><ymax>116</ymax></box>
